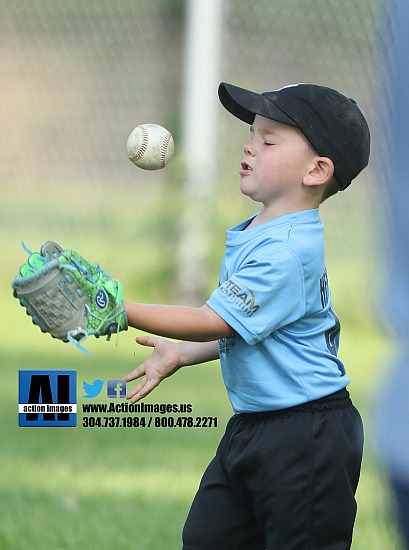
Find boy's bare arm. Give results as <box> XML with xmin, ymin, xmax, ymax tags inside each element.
<box><xmin>124</xmin><ymin>337</ymin><xmax>220</xmax><ymax>403</ymax></box>
<box><xmin>124</xmin><ymin>302</ymin><xmax>232</xmax><ymax>341</ymax></box>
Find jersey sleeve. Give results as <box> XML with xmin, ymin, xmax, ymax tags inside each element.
<box><xmin>206</xmin><ymin>244</ymin><xmax>305</xmax><ymax>345</ymax></box>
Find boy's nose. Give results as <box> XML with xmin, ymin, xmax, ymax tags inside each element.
<box><xmin>243</xmin><ymin>142</ymin><xmax>255</xmax><ymax>156</ymax></box>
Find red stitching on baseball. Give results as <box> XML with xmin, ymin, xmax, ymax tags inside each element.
<box><xmin>130</xmin><ymin>125</ymin><xmax>149</xmax><ymax>162</ymax></box>
<box><xmin>160</xmin><ymin>132</ymin><xmax>172</xmax><ymax>169</ymax></box>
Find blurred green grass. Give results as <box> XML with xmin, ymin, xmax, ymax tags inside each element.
<box><xmin>0</xmin><ymin>182</ymin><xmax>405</xmax><ymax>549</ymax></box>
<box><xmin>1</xmin><ymin>317</ymin><xmax>231</xmax><ymax>549</ymax></box>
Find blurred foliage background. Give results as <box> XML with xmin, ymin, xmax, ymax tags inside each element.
<box><xmin>0</xmin><ymin>0</ymin><xmax>403</xmax><ymax>548</ymax></box>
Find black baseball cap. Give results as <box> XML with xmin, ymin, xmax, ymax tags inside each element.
<box><xmin>218</xmin><ymin>82</ymin><xmax>370</xmax><ymax>190</ymax></box>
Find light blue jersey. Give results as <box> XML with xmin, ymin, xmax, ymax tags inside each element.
<box><xmin>207</xmin><ymin>208</ymin><xmax>348</xmax><ymax>413</ymax></box>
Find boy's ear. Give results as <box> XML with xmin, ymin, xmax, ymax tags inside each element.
<box><xmin>303</xmin><ymin>157</ymin><xmax>334</xmax><ymax>187</ymax></box>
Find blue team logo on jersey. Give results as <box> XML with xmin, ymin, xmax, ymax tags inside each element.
<box><xmin>95</xmin><ymin>289</ymin><xmax>108</xmax><ymax>310</ymax></box>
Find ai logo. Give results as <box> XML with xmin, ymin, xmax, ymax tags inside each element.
<box><xmin>18</xmin><ymin>370</ymin><xmax>77</xmax><ymax>427</ymax></box>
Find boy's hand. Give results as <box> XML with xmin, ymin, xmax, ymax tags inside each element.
<box><xmin>124</xmin><ymin>336</ymin><xmax>182</xmax><ymax>403</ymax></box>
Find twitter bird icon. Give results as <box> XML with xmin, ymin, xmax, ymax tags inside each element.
<box><xmin>83</xmin><ymin>379</ymin><xmax>104</xmax><ymax>398</ymax></box>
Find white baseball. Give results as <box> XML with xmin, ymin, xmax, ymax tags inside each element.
<box><xmin>127</xmin><ymin>124</ymin><xmax>174</xmax><ymax>170</ymax></box>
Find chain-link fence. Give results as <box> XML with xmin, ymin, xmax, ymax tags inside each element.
<box><xmin>1</xmin><ymin>0</ymin><xmax>388</xmax><ymax>300</ymax></box>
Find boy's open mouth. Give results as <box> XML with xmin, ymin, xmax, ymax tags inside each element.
<box><xmin>240</xmin><ymin>161</ymin><xmax>253</xmax><ymax>175</ymax></box>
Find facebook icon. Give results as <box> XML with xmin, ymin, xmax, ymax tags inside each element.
<box><xmin>107</xmin><ymin>380</ymin><xmax>126</xmax><ymax>399</ymax></box>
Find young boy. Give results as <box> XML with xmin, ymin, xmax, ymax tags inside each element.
<box><xmin>123</xmin><ymin>82</ymin><xmax>370</xmax><ymax>549</ymax></box>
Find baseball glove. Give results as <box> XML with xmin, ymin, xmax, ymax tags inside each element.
<box><xmin>12</xmin><ymin>241</ymin><xmax>128</xmax><ymax>354</ymax></box>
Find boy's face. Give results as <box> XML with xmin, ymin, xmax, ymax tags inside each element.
<box><xmin>240</xmin><ymin>115</ymin><xmax>318</xmax><ymax>207</ymax></box>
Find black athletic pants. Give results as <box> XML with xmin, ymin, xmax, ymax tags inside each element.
<box><xmin>182</xmin><ymin>389</ymin><xmax>364</xmax><ymax>550</ymax></box>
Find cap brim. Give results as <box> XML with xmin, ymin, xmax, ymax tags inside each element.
<box><xmin>218</xmin><ymin>82</ymin><xmax>296</xmax><ymax>127</ymax></box>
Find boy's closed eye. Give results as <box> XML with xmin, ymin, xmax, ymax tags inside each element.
<box><xmin>250</xmin><ymin>125</ymin><xmax>279</xmax><ymax>144</ymax></box>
